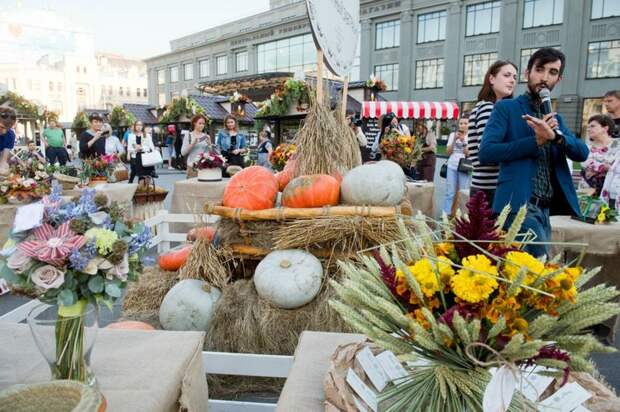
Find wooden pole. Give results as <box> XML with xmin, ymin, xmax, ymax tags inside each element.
<box><xmin>341</xmin><ymin>75</ymin><xmax>349</xmax><ymax>118</ymax></box>
<box><xmin>316</xmin><ymin>49</ymin><xmax>324</xmax><ymax>104</ymax></box>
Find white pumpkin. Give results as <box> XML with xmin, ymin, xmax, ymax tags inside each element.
<box><xmin>340</xmin><ymin>160</ymin><xmax>406</xmax><ymax>206</ymax></box>
<box><xmin>159</xmin><ymin>279</ymin><xmax>222</xmax><ymax>331</ymax></box>
<box><xmin>254</xmin><ymin>249</ymin><xmax>323</xmax><ymax>309</ymax></box>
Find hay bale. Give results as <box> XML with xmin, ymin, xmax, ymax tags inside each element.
<box><xmin>122</xmin><ymin>266</ymin><xmax>178</xmax><ymax>315</ymax></box>
<box><xmin>218</xmin><ymin>219</ymin><xmax>281</xmax><ymax>250</ymax></box>
<box><xmin>178</xmin><ymin>239</ymin><xmax>233</xmax><ymax>289</ymax></box>
<box><xmin>206</xmin><ymin>278</ymin><xmax>350</xmax><ymax>355</ymax></box>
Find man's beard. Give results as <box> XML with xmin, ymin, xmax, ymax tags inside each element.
<box><xmin>527</xmin><ymin>79</ymin><xmax>555</xmax><ymax>97</ymax></box>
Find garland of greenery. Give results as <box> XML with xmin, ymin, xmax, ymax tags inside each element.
<box><xmin>256</xmin><ymin>79</ymin><xmax>310</xmax><ymax>117</ymax></box>
<box><xmin>71</xmin><ymin>111</ymin><xmax>89</xmax><ymax>132</ymax></box>
<box><xmin>109</xmin><ymin>106</ymin><xmax>136</xmax><ymax>128</ymax></box>
<box><xmin>0</xmin><ymin>91</ymin><xmax>50</xmax><ymax>121</ymax></box>
<box><xmin>160</xmin><ymin>97</ymin><xmax>206</xmax><ymax>123</ymax></box>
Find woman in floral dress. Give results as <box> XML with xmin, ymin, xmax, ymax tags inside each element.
<box><xmin>581</xmin><ymin>114</ymin><xmax>619</xmax><ymax>196</ymax></box>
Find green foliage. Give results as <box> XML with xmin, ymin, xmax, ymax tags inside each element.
<box><xmin>109</xmin><ymin>106</ymin><xmax>136</xmax><ymax>128</ymax></box>
<box><xmin>255</xmin><ymin>79</ymin><xmax>310</xmax><ymax>117</ymax></box>
<box><xmin>160</xmin><ymin>96</ymin><xmax>206</xmax><ymax>123</ymax></box>
<box><xmin>71</xmin><ymin>111</ymin><xmax>89</xmax><ymax>131</ymax></box>
<box><xmin>0</xmin><ymin>91</ymin><xmax>41</xmax><ymax>119</ymax></box>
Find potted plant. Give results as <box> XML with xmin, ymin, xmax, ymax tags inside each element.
<box><xmin>364</xmin><ymin>74</ymin><xmax>387</xmax><ymax>101</ymax></box>
<box><xmin>80</xmin><ymin>155</ymin><xmax>118</xmax><ymax>186</ymax></box>
<box><xmin>194</xmin><ymin>150</ymin><xmax>226</xmax><ymax>182</ymax></box>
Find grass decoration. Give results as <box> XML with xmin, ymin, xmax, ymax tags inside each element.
<box><xmin>334</xmin><ymin>100</ymin><xmax>362</xmax><ymax>170</ymax></box>
<box><xmin>293</xmin><ymin>95</ymin><xmax>359</xmax><ymax>177</ymax></box>
<box><xmin>205</xmin><ymin>279</ymin><xmax>350</xmax><ymax>355</ymax></box>
<box><xmin>178</xmin><ymin>238</ymin><xmax>232</xmax><ymax>290</ymax></box>
<box><xmin>122</xmin><ymin>266</ymin><xmax>178</xmax><ymax>326</ymax></box>
<box><xmin>330</xmin><ymin>191</ymin><xmax>620</xmax><ymax>411</ymax></box>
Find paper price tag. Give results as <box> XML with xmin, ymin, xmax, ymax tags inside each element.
<box><xmin>518</xmin><ymin>366</ymin><xmax>555</xmax><ymax>402</ymax></box>
<box><xmin>346</xmin><ymin>368</ymin><xmax>378</xmax><ymax>412</ymax></box>
<box><xmin>376</xmin><ymin>350</ymin><xmax>408</xmax><ymax>382</ymax></box>
<box><xmin>539</xmin><ymin>382</ymin><xmax>592</xmax><ymax>412</ymax></box>
<box><xmin>13</xmin><ymin>202</ymin><xmax>44</xmax><ymax>233</ymax></box>
<box><xmin>356</xmin><ymin>347</ymin><xmax>389</xmax><ymax>392</ymax></box>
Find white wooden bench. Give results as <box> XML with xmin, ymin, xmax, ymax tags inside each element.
<box><xmin>0</xmin><ymin>210</ymin><xmax>295</xmax><ymax>411</ymax></box>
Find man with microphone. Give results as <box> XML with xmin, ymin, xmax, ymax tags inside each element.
<box><xmin>479</xmin><ymin>48</ymin><xmax>589</xmax><ymax>257</ymax></box>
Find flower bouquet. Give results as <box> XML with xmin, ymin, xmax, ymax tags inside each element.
<box><xmin>269</xmin><ymin>143</ymin><xmax>296</xmax><ymax>171</ymax></box>
<box><xmin>0</xmin><ymin>159</ymin><xmax>51</xmax><ymax>204</ymax></box>
<box><xmin>0</xmin><ymin>183</ymin><xmax>152</xmax><ymax>385</ymax></box>
<box><xmin>366</xmin><ymin>74</ymin><xmax>387</xmax><ymax>92</ymax></box>
<box><xmin>229</xmin><ymin>91</ymin><xmax>252</xmax><ymax>105</ymax></box>
<box><xmin>379</xmin><ymin>131</ymin><xmax>422</xmax><ymax>168</ymax></box>
<box><xmin>194</xmin><ymin>150</ymin><xmax>226</xmax><ymax>182</ymax></box>
<box><xmin>575</xmin><ymin>195</ymin><xmax>617</xmax><ymax>224</ymax></box>
<box><xmin>330</xmin><ymin>192</ymin><xmax>620</xmax><ymax>411</ymax></box>
<box><xmin>80</xmin><ymin>154</ymin><xmax>118</xmax><ymax>186</ymax></box>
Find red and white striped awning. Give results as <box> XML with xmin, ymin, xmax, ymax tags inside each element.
<box><xmin>362</xmin><ymin>101</ymin><xmax>459</xmax><ymax>120</ymax></box>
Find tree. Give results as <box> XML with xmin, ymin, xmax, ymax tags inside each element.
<box><xmin>109</xmin><ymin>106</ymin><xmax>136</xmax><ymax>128</ymax></box>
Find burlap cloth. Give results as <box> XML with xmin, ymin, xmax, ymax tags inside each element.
<box><xmin>0</xmin><ymin>323</ymin><xmax>208</xmax><ymax>412</ymax></box>
<box><xmin>405</xmin><ymin>182</ymin><xmax>434</xmax><ymax>218</ymax></box>
<box><xmin>0</xmin><ymin>204</ymin><xmax>19</xmax><ymax>246</ymax></box>
<box><xmin>320</xmin><ymin>339</ymin><xmax>620</xmax><ymax>412</ymax></box>
<box><xmin>169</xmin><ymin>178</ymin><xmax>228</xmax><ymax>233</ymax></box>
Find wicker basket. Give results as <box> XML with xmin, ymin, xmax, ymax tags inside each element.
<box><xmin>53</xmin><ymin>172</ymin><xmax>80</xmax><ymax>191</ymax></box>
<box><xmin>133</xmin><ymin>185</ymin><xmax>169</xmax><ymax>206</ymax></box>
<box><xmin>0</xmin><ymin>380</ymin><xmax>106</xmax><ymax>412</ymax></box>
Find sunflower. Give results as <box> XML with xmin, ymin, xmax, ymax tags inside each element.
<box><xmin>451</xmin><ymin>255</ymin><xmax>499</xmax><ymax>303</ymax></box>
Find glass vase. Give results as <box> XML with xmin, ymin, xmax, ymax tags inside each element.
<box><xmin>27</xmin><ymin>300</ymin><xmax>99</xmax><ymax>387</ymax></box>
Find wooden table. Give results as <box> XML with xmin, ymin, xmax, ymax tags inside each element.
<box><xmin>0</xmin><ymin>323</ymin><xmax>208</xmax><ymax>412</ymax></box>
<box><xmin>277</xmin><ymin>331</ymin><xmax>364</xmax><ymax>411</ymax></box>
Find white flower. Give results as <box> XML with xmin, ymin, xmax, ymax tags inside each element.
<box><xmin>7</xmin><ymin>249</ymin><xmax>33</xmax><ymax>273</ymax></box>
<box><xmin>31</xmin><ymin>265</ymin><xmax>65</xmax><ymax>290</ymax></box>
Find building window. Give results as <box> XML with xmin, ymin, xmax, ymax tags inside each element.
<box><xmin>170</xmin><ymin>66</ymin><xmax>179</xmax><ymax>83</ymax></box>
<box><xmin>184</xmin><ymin>63</ymin><xmax>194</xmax><ymax>80</ymax></box>
<box><xmin>216</xmin><ymin>55</ymin><xmax>227</xmax><ymax>75</ymax></box>
<box><xmin>523</xmin><ymin>0</ymin><xmax>563</xmax><ymax>28</ymax></box>
<box><xmin>57</xmin><ymin>82</ymin><xmax>62</xmax><ymax>92</ymax></box>
<box><xmin>417</xmin><ymin>11</ymin><xmax>447</xmax><ymax>43</ymax></box>
<box><xmin>587</xmin><ymin>40</ymin><xmax>620</xmax><ymax>78</ymax></box>
<box><xmin>519</xmin><ymin>46</ymin><xmax>562</xmax><ymax>81</ymax></box>
<box><xmin>199</xmin><ymin>59</ymin><xmax>210</xmax><ymax>78</ymax></box>
<box><xmin>108</xmin><ymin>85</ymin><xmax>113</xmax><ymax>96</ymax></box>
<box><xmin>375</xmin><ymin>20</ymin><xmax>400</xmax><ymax>49</ymax></box>
<box><xmin>374</xmin><ymin>63</ymin><xmax>399</xmax><ymax>91</ymax></box>
<box><xmin>49</xmin><ymin>81</ymin><xmax>54</xmax><ymax>92</ymax></box>
<box><xmin>415</xmin><ymin>58</ymin><xmax>444</xmax><ymax>89</ymax></box>
<box><xmin>463</xmin><ymin>52</ymin><xmax>498</xmax><ymax>86</ymax></box>
<box><xmin>158</xmin><ymin>93</ymin><xmax>166</xmax><ymax>106</ymax></box>
<box><xmin>257</xmin><ymin>33</ymin><xmax>316</xmax><ymax>76</ymax></box>
<box><xmin>126</xmin><ymin>87</ymin><xmax>131</xmax><ymax>97</ymax></box>
<box><xmin>236</xmin><ymin>51</ymin><xmax>248</xmax><ymax>72</ymax></box>
<box><xmin>143</xmin><ymin>88</ymin><xmax>147</xmax><ymax>97</ymax></box>
<box><xmin>119</xmin><ymin>87</ymin><xmax>124</xmax><ymax>96</ymax></box>
<box><xmin>157</xmin><ymin>69</ymin><xmax>165</xmax><ymax>85</ymax></box>
<box><xmin>466</xmin><ymin>1</ymin><xmax>501</xmax><ymax>36</ymax></box>
<box><xmin>592</xmin><ymin>0</ymin><xmax>620</xmax><ymax>19</ymax></box>
<box><xmin>137</xmin><ymin>88</ymin><xmax>141</xmax><ymax>97</ymax></box>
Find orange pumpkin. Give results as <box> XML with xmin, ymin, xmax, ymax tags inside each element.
<box><xmin>275</xmin><ymin>159</ymin><xmax>296</xmax><ymax>191</ymax></box>
<box><xmin>106</xmin><ymin>321</ymin><xmax>155</xmax><ymax>330</ymax></box>
<box><xmin>159</xmin><ymin>244</ymin><xmax>193</xmax><ymax>271</ymax></box>
<box><xmin>282</xmin><ymin>174</ymin><xmax>340</xmax><ymax>208</ymax></box>
<box><xmin>187</xmin><ymin>226</ymin><xmax>216</xmax><ymax>242</ymax></box>
<box><xmin>223</xmin><ymin>166</ymin><xmax>278</xmax><ymax>210</ymax></box>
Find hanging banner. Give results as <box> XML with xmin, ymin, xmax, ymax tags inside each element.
<box><xmin>305</xmin><ymin>0</ymin><xmax>360</xmax><ymax>77</ymax></box>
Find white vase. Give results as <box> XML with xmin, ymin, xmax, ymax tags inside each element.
<box><xmin>197</xmin><ymin>168</ymin><xmax>222</xmax><ymax>182</ymax></box>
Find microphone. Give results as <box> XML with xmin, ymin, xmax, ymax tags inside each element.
<box><xmin>538</xmin><ymin>88</ymin><xmax>553</xmax><ymax>116</ymax></box>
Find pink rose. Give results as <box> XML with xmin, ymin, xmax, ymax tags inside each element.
<box><xmin>31</xmin><ymin>265</ymin><xmax>65</xmax><ymax>290</ymax></box>
<box><xmin>7</xmin><ymin>249</ymin><xmax>33</xmax><ymax>273</ymax></box>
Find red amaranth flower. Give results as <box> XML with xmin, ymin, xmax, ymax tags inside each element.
<box><xmin>523</xmin><ymin>344</ymin><xmax>571</xmax><ymax>386</ymax></box>
<box><xmin>454</xmin><ymin>190</ymin><xmax>500</xmax><ymax>259</ymax></box>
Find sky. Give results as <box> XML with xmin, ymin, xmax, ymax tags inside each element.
<box><xmin>3</xmin><ymin>0</ymin><xmax>271</xmax><ymax>59</ymax></box>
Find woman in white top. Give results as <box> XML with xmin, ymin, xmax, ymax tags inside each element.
<box><xmin>102</xmin><ymin>123</ymin><xmax>125</xmax><ymax>156</ymax></box>
<box><xmin>443</xmin><ymin>116</ymin><xmax>470</xmax><ymax>215</ymax></box>
<box><xmin>181</xmin><ymin>114</ymin><xmax>211</xmax><ymax>172</ymax></box>
<box><xmin>127</xmin><ymin>120</ymin><xmax>156</xmax><ymax>184</ymax></box>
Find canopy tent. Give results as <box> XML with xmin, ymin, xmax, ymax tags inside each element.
<box><xmin>362</xmin><ymin>101</ymin><xmax>459</xmax><ymax>120</ymax></box>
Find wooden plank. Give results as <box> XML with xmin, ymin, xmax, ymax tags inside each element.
<box><xmin>202</xmin><ymin>351</ymin><xmax>293</xmax><ymax>378</ymax></box>
<box><xmin>206</xmin><ymin>204</ymin><xmax>411</xmax><ymax>221</ymax></box>
<box><xmin>341</xmin><ymin>75</ymin><xmax>349</xmax><ymax>118</ymax></box>
<box><xmin>208</xmin><ymin>400</ymin><xmax>276</xmax><ymax>412</ymax></box>
<box><xmin>230</xmin><ymin>244</ymin><xmax>361</xmax><ymax>260</ymax></box>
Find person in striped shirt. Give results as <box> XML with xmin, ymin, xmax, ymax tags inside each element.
<box><xmin>468</xmin><ymin>60</ymin><xmax>518</xmax><ymax>205</ymax></box>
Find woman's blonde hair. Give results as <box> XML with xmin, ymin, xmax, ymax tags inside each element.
<box><xmin>224</xmin><ymin>115</ymin><xmax>238</xmax><ymax>132</ymax></box>
<box><xmin>132</xmin><ymin>120</ymin><xmax>144</xmax><ymax>134</ymax></box>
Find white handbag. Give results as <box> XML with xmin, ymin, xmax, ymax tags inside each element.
<box><xmin>141</xmin><ymin>150</ymin><xmax>163</xmax><ymax>167</ymax></box>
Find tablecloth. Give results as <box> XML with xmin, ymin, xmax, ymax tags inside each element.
<box><xmin>405</xmin><ymin>182</ymin><xmax>434</xmax><ymax>218</ymax></box>
<box><xmin>0</xmin><ymin>323</ymin><xmax>208</xmax><ymax>412</ymax></box>
<box><xmin>170</xmin><ymin>178</ymin><xmax>229</xmax><ymax>215</ymax></box>
<box><xmin>277</xmin><ymin>331</ymin><xmax>365</xmax><ymax>411</ymax></box>
<box><xmin>0</xmin><ymin>204</ymin><xmax>19</xmax><ymax>246</ymax></box>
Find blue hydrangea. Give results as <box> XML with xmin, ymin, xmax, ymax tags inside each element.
<box><xmin>83</xmin><ymin>239</ymin><xmax>98</xmax><ymax>258</ymax></box>
<box><xmin>69</xmin><ymin>247</ymin><xmax>89</xmax><ymax>271</ymax></box>
<box><xmin>128</xmin><ymin>226</ymin><xmax>152</xmax><ymax>255</ymax></box>
<box><xmin>49</xmin><ymin>182</ymin><xmax>62</xmax><ymax>202</ymax></box>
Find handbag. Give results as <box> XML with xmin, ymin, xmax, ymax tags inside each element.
<box><xmin>440</xmin><ymin>163</ymin><xmax>448</xmax><ymax>179</ymax></box>
<box><xmin>457</xmin><ymin>158</ymin><xmax>473</xmax><ymax>174</ymax></box>
<box><xmin>141</xmin><ymin>150</ymin><xmax>163</xmax><ymax>167</ymax></box>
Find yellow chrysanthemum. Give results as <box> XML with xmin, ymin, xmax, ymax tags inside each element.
<box><xmin>503</xmin><ymin>251</ymin><xmax>545</xmax><ymax>285</ymax></box>
<box><xmin>410</xmin><ymin>259</ymin><xmax>439</xmax><ymax>297</ymax></box>
<box><xmin>564</xmin><ymin>266</ymin><xmax>582</xmax><ymax>282</ymax></box>
<box><xmin>435</xmin><ymin>242</ymin><xmax>455</xmax><ymax>257</ymax></box>
<box><xmin>436</xmin><ymin>256</ymin><xmax>455</xmax><ymax>285</ymax></box>
<box><xmin>451</xmin><ymin>255</ymin><xmax>498</xmax><ymax>303</ymax></box>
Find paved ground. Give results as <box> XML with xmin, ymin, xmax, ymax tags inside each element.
<box><xmin>2</xmin><ymin>160</ymin><xmax>620</xmax><ymax>391</ymax></box>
